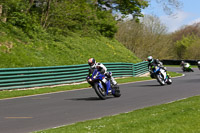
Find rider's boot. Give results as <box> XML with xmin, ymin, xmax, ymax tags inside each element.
<box><xmin>166</xmin><ymin>73</ymin><xmax>171</xmax><ymax>78</ymax></box>
<box><xmin>111</xmin><ymin>77</ymin><xmax>117</xmax><ymax>86</ymax></box>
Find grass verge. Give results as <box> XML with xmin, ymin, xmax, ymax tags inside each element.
<box><xmin>165</xmin><ymin>65</ymin><xmax>198</xmax><ymax>68</ymax></box>
<box><xmin>34</xmin><ymin>96</ymin><xmax>200</xmax><ymax>133</ymax></box>
<box><xmin>0</xmin><ymin>71</ymin><xmax>181</xmax><ymax>100</ymax></box>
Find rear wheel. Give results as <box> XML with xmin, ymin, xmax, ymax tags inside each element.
<box><xmin>112</xmin><ymin>85</ymin><xmax>121</xmax><ymax>97</ymax></box>
<box><xmin>94</xmin><ymin>82</ymin><xmax>106</xmax><ymax>100</ymax></box>
<box><xmin>166</xmin><ymin>77</ymin><xmax>172</xmax><ymax>85</ymax></box>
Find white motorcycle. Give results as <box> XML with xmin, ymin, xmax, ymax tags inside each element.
<box><xmin>151</xmin><ymin>65</ymin><xmax>172</xmax><ymax>86</ymax></box>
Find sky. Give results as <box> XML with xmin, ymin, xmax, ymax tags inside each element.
<box><xmin>142</xmin><ymin>0</ymin><xmax>200</xmax><ymax>33</ymax></box>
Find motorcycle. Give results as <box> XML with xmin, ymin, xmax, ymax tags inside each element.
<box><xmin>87</xmin><ymin>68</ymin><xmax>121</xmax><ymax>100</ymax></box>
<box><xmin>151</xmin><ymin>65</ymin><xmax>172</xmax><ymax>86</ymax></box>
<box><xmin>197</xmin><ymin>61</ymin><xmax>200</xmax><ymax>70</ymax></box>
<box><xmin>182</xmin><ymin>63</ymin><xmax>194</xmax><ymax>72</ymax></box>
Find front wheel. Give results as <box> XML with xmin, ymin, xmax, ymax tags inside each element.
<box><xmin>156</xmin><ymin>74</ymin><xmax>165</xmax><ymax>86</ymax></box>
<box><xmin>94</xmin><ymin>82</ymin><xmax>106</xmax><ymax>100</ymax></box>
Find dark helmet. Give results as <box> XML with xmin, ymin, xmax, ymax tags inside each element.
<box><xmin>88</xmin><ymin>58</ymin><xmax>96</xmax><ymax>66</ymax></box>
<box><xmin>147</xmin><ymin>56</ymin><xmax>153</xmax><ymax>63</ymax></box>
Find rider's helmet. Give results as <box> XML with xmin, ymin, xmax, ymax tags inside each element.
<box><xmin>197</xmin><ymin>61</ymin><xmax>200</xmax><ymax>65</ymax></box>
<box><xmin>147</xmin><ymin>56</ymin><xmax>153</xmax><ymax>63</ymax></box>
<box><xmin>88</xmin><ymin>58</ymin><xmax>96</xmax><ymax>67</ymax></box>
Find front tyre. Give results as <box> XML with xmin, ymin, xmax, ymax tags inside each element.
<box><xmin>94</xmin><ymin>82</ymin><xmax>106</xmax><ymax>100</ymax></box>
<box><xmin>156</xmin><ymin>74</ymin><xmax>165</xmax><ymax>86</ymax></box>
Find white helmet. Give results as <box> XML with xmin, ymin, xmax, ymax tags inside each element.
<box><xmin>147</xmin><ymin>56</ymin><xmax>153</xmax><ymax>63</ymax></box>
<box><xmin>198</xmin><ymin>61</ymin><xmax>200</xmax><ymax>65</ymax></box>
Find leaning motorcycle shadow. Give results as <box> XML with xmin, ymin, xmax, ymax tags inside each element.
<box><xmin>178</xmin><ymin>71</ymin><xmax>185</xmax><ymax>73</ymax></box>
<box><xmin>137</xmin><ymin>84</ymin><xmax>166</xmax><ymax>87</ymax></box>
<box><xmin>67</xmin><ymin>96</ymin><xmax>113</xmax><ymax>101</ymax></box>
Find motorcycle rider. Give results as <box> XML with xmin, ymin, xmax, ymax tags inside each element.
<box><xmin>87</xmin><ymin>58</ymin><xmax>117</xmax><ymax>86</ymax></box>
<box><xmin>180</xmin><ymin>60</ymin><xmax>186</xmax><ymax>70</ymax></box>
<box><xmin>147</xmin><ymin>56</ymin><xmax>169</xmax><ymax>78</ymax></box>
<box><xmin>197</xmin><ymin>61</ymin><xmax>200</xmax><ymax>70</ymax></box>
<box><xmin>180</xmin><ymin>60</ymin><xmax>185</xmax><ymax>67</ymax></box>
<box><xmin>180</xmin><ymin>60</ymin><xmax>193</xmax><ymax>72</ymax></box>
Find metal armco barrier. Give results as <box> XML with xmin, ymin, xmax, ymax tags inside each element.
<box><xmin>0</xmin><ymin>61</ymin><xmax>148</xmax><ymax>90</ymax></box>
<box><xmin>133</xmin><ymin>61</ymin><xmax>149</xmax><ymax>76</ymax></box>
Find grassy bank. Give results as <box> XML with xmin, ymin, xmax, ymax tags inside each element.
<box><xmin>0</xmin><ymin>23</ymin><xmax>140</xmax><ymax>68</ymax></box>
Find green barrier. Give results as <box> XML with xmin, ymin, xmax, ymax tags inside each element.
<box><xmin>0</xmin><ymin>61</ymin><xmax>149</xmax><ymax>90</ymax></box>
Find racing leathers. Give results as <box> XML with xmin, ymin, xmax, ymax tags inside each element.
<box><xmin>197</xmin><ymin>61</ymin><xmax>200</xmax><ymax>70</ymax></box>
<box><xmin>88</xmin><ymin>62</ymin><xmax>117</xmax><ymax>85</ymax></box>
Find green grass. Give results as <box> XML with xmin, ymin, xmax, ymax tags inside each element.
<box><xmin>0</xmin><ymin>23</ymin><xmax>141</xmax><ymax>68</ymax></box>
<box><xmin>34</xmin><ymin>96</ymin><xmax>200</xmax><ymax>133</ymax></box>
<box><xmin>0</xmin><ymin>71</ymin><xmax>182</xmax><ymax>100</ymax></box>
<box><xmin>166</xmin><ymin>65</ymin><xmax>198</xmax><ymax>68</ymax></box>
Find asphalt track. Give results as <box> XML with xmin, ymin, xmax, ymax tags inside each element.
<box><xmin>1</xmin><ymin>67</ymin><xmax>200</xmax><ymax>133</ymax></box>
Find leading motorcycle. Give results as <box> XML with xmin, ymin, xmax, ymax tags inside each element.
<box><xmin>151</xmin><ymin>65</ymin><xmax>172</xmax><ymax>86</ymax></box>
<box><xmin>86</xmin><ymin>68</ymin><xmax>121</xmax><ymax>100</ymax></box>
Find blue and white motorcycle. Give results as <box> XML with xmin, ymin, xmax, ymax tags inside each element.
<box><xmin>151</xmin><ymin>65</ymin><xmax>172</xmax><ymax>86</ymax></box>
<box><xmin>87</xmin><ymin>69</ymin><xmax>121</xmax><ymax>100</ymax></box>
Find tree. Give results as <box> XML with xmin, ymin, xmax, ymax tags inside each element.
<box><xmin>95</xmin><ymin>0</ymin><xmax>149</xmax><ymax>21</ymax></box>
<box><xmin>174</xmin><ymin>35</ymin><xmax>200</xmax><ymax>59</ymax></box>
<box><xmin>115</xmin><ymin>15</ymin><xmax>173</xmax><ymax>59</ymax></box>
<box><xmin>172</xmin><ymin>22</ymin><xmax>200</xmax><ymax>42</ymax></box>
<box><xmin>155</xmin><ymin>0</ymin><xmax>183</xmax><ymax>15</ymax></box>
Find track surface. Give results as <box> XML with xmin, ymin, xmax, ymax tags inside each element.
<box><xmin>1</xmin><ymin>67</ymin><xmax>200</xmax><ymax>133</ymax></box>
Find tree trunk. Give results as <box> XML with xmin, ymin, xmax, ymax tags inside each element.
<box><xmin>42</xmin><ymin>0</ymin><xmax>51</xmax><ymax>28</ymax></box>
<box><xmin>0</xmin><ymin>5</ymin><xmax>2</xmax><ymax>17</ymax></box>
<box><xmin>0</xmin><ymin>5</ymin><xmax>6</xmax><ymax>22</ymax></box>
<box><xmin>26</xmin><ymin>0</ymin><xmax>34</xmax><ymax>13</ymax></box>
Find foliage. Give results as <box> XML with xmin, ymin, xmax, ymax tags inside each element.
<box><xmin>175</xmin><ymin>35</ymin><xmax>200</xmax><ymax>59</ymax></box>
<box><xmin>94</xmin><ymin>10</ymin><xmax>117</xmax><ymax>38</ymax></box>
<box><xmin>0</xmin><ymin>23</ymin><xmax>140</xmax><ymax>68</ymax></box>
<box><xmin>0</xmin><ymin>0</ymin><xmax>122</xmax><ymax>38</ymax></box>
<box><xmin>172</xmin><ymin>23</ymin><xmax>200</xmax><ymax>59</ymax></box>
<box><xmin>154</xmin><ymin>0</ymin><xmax>183</xmax><ymax>15</ymax></box>
<box><xmin>115</xmin><ymin>15</ymin><xmax>173</xmax><ymax>60</ymax></box>
<box><xmin>172</xmin><ymin>22</ymin><xmax>200</xmax><ymax>42</ymax></box>
<box><xmin>96</xmin><ymin>0</ymin><xmax>149</xmax><ymax>22</ymax></box>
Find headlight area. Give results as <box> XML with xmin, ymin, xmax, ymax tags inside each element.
<box><xmin>93</xmin><ymin>73</ymin><xmax>98</xmax><ymax>79</ymax></box>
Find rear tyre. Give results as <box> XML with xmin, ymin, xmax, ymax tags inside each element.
<box><xmin>112</xmin><ymin>85</ymin><xmax>121</xmax><ymax>97</ymax></box>
<box><xmin>166</xmin><ymin>77</ymin><xmax>172</xmax><ymax>85</ymax></box>
<box><xmin>94</xmin><ymin>82</ymin><xmax>106</xmax><ymax>100</ymax></box>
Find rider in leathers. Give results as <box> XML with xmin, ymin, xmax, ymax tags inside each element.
<box><xmin>87</xmin><ymin>58</ymin><xmax>117</xmax><ymax>85</ymax></box>
<box><xmin>198</xmin><ymin>60</ymin><xmax>200</xmax><ymax>70</ymax></box>
<box><xmin>147</xmin><ymin>56</ymin><xmax>168</xmax><ymax>79</ymax></box>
